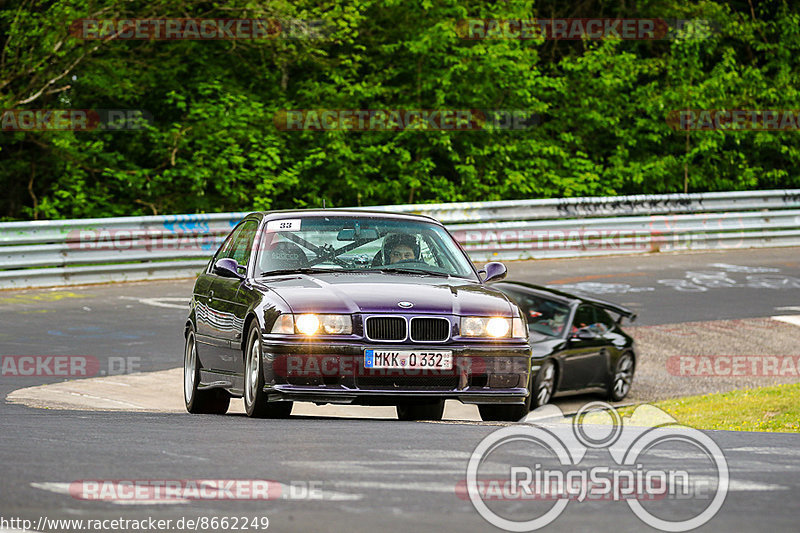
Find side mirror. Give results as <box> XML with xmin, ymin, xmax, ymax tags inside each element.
<box><xmin>483</xmin><ymin>262</ymin><xmax>507</xmax><ymax>283</ymax></box>
<box><xmin>214</xmin><ymin>258</ymin><xmax>245</xmax><ymax>279</ymax></box>
<box><xmin>571</xmin><ymin>327</ymin><xmax>597</xmax><ymax>341</ymax></box>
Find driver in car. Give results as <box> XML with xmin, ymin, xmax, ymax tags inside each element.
<box><xmin>383</xmin><ymin>233</ymin><xmax>420</xmax><ymax>264</ymax></box>
<box><xmin>547</xmin><ymin>311</ymin><xmax>569</xmax><ymax>335</ymax></box>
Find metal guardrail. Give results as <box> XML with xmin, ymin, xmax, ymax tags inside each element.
<box><xmin>1</xmin><ymin>190</ymin><xmax>799</xmax><ymax>289</ymax></box>
<box><xmin>364</xmin><ymin>189</ymin><xmax>800</xmax><ymax>222</ymax></box>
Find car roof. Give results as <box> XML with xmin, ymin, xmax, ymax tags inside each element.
<box><xmin>250</xmin><ymin>209</ymin><xmax>443</xmax><ymax>225</ymax></box>
<box><xmin>491</xmin><ymin>280</ymin><xmax>636</xmax><ymax>319</ymax></box>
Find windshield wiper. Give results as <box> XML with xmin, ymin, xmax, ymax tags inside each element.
<box><xmin>259</xmin><ymin>267</ymin><xmax>357</xmax><ymax>277</ymax></box>
<box><xmin>372</xmin><ymin>267</ymin><xmax>451</xmax><ymax>278</ymax></box>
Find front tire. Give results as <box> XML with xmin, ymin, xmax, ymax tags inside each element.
<box><xmin>396</xmin><ymin>400</ymin><xmax>445</xmax><ymax>421</ymax></box>
<box><xmin>244</xmin><ymin>324</ymin><xmax>292</xmax><ymax>418</ymax></box>
<box><xmin>184</xmin><ymin>328</ymin><xmax>230</xmax><ymax>414</ymax></box>
<box><xmin>532</xmin><ymin>360</ymin><xmax>557</xmax><ymax>408</ymax></box>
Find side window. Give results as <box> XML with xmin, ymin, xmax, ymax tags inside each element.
<box><xmin>211</xmin><ymin>224</ymin><xmax>244</xmax><ymax>265</ymax></box>
<box><xmin>572</xmin><ymin>305</ymin><xmax>595</xmax><ymax>333</ymax></box>
<box><xmin>229</xmin><ymin>221</ymin><xmax>258</xmax><ymax>270</ymax></box>
<box><xmin>595</xmin><ymin>308</ymin><xmax>616</xmax><ymax>333</ymax></box>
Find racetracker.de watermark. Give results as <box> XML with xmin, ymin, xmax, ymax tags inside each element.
<box><xmin>273</xmin><ymin>109</ymin><xmax>539</xmax><ymax>132</ymax></box>
<box><xmin>273</xmin><ymin>354</ymin><xmax>526</xmax><ymax>378</ymax></box>
<box><xmin>1</xmin><ymin>109</ymin><xmax>151</xmax><ymax>131</ymax></box>
<box><xmin>1</xmin><ymin>356</ymin><xmax>140</xmax><ymax>377</ymax></box>
<box><xmin>667</xmin><ymin>355</ymin><xmax>800</xmax><ymax>377</ymax></box>
<box><xmin>464</xmin><ymin>402</ymin><xmax>728</xmax><ymax>531</ymax></box>
<box><xmin>456</xmin><ymin>18</ymin><xmax>715</xmax><ymax>40</ymax></box>
<box><xmin>667</xmin><ymin>109</ymin><xmax>800</xmax><ymax>131</ymax></box>
<box><xmin>66</xmin><ymin>229</ymin><xmax>221</xmax><ymax>252</ymax></box>
<box><xmin>68</xmin><ymin>479</ymin><xmax>322</xmax><ymax>502</ymax></box>
<box><xmin>70</xmin><ymin>18</ymin><xmax>329</xmax><ymax>40</ymax></box>
<box><xmin>455</xmin><ymin>229</ymin><xmax>655</xmax><ymax>252</ymax></box>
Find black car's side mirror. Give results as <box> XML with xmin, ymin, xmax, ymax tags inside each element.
<box><xmin>483</xmin><ymin>262</ymin><xmax>507</xmax><ymax>283</ymax></box>
<box><xmin>571</xmin><ymin>327</ymin><xmax>597</xmax><ymax>341</ymax></box>
<box><xmin>214</xmin><ymin>258</ymin><xmax>245</xmax><ymax>279</ymax></box>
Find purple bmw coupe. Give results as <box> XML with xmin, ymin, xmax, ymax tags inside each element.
<box><xmin>184</xmin><ymin>211</ymin><xmax>532</xmax><ymax>421</ymax></box>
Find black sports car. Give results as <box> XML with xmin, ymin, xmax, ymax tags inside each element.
<box><xmin>184</xmin><ymin>210</ymin><xmax>532</xmax><ymax>421</ymax></box>
<box><xmin>491</xmin><ymin>281</ymin><xmax>637</xmax><ymax>409</ymax></box>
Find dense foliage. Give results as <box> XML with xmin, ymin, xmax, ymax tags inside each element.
<box><xmin>1</xmin><ymin>0</ymin><xmax>799</xmax><ymax>220</ymax></box>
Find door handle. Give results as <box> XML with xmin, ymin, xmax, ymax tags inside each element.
<box><xmin>208</xmin><ymin>290</ymin><xmax>214</xmax><ymax>302</ymax></box>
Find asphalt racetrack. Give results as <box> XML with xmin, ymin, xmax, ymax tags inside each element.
<box><xmin>2</xmin><ymin>248</ymin><xmax>800</xmax><ymax>532</ymax></box>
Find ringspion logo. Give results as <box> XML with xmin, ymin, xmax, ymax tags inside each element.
<box><xmin>464</xmin><ymin>402</ymin><xmax>728</xmax><ymax>531</ymax></box>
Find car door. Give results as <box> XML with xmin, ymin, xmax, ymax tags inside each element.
<box><xmin>558</xmin><ymin>305</ymin><xmax>608</xmax><ymax>390</ymax></box>
<box><xmin>194</xmin><ymin>225</ymin><xmax>241</xmax><ymax>371</ymax></box>
<box><xmin>212</xmin><ymin>219</ymin><xmax>259</xmax><ymax>374</ymax></box>
<box><xmin>592</xmin><ymin>307</ymin><xmax>623</xmax><ymax>387</ymax></box>
<box><xmin>199</xmin><ymin>221</ymin><xmax>251</xmax><ymax>371</ymax></box>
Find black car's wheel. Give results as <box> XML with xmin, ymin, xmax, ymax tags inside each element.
<box><xmin>478</xmin><ymin>371</ymin><xmax>534</xmax><ymax>422</ymax></box>
<box><xmin>607</xmin><ymin>352</ymin><xmax>635</xmax><ymax>402</ymax></box>
<box><xmin>244</xmin><ymin>324</ymin><xmax>292</xmax><ymax>419</ymax></box>
<box><xmin>532</xmin><ymin>360</ymin><xmax>557</xmax><ymax>408</ymax></box>
<box><xmin>184</xmin><ymin>328</ymin><xmax>230</xmax><ymax>414</ymax></box>
<box><xmin>396</xmin><ymin>400</ymin><xmax>445</xmax><ymax>421</ymax></box>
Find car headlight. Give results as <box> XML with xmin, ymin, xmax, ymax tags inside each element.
<box><xmin>461</xmin><ymin>316</ymin><xmax>526</xmax><ymax>339</ymax></box>
<box><xmin>295</xmin><ymin>314</ymin><xmax>321</xmax><ymax>335</ymax></box>
<box><xmin>271</xmin><ymin>314</ymin><xmax>353</xmax><ymax>335</ymax></box>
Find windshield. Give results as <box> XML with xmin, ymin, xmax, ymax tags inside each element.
<box><xmin>495</xmin><ymin>287</ymin><xmax>572</xmax><ymax>338</ymax></box>
<box><xmin>254</xmin><ymin>215</ymin><xmax>478</xmax><ymax>280</ymax></box>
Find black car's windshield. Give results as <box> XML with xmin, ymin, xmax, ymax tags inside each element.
<box><xmin>495</xmin><ymin>287</ymin><xmax>572</xmax><ymax>338</ymax></box>
<box><xmin>254</xmin><ymin>215</ymin><xmax>478</xmax><ymax>280</ymax></box>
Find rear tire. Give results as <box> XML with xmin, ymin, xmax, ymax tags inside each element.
<box><xmin>607</xmin><ymin>352</ymin><xmax>635</xmax><ymax>402</ymax></box>
<box><xmin>396</xmin><ymin>400</ymin><xmax>445</xmax><ymax>421</ymax></box>
<box><xmin>184</xmin><ymin>328</ymin><xmax>230</xmax><ymax>415</ymax></box>
<box><xmin>244</xmin><ymin>324</ymin><xmax>292</xmax><ymax>418</ymax></box>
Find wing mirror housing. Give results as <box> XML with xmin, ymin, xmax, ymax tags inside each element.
<box><xmin>571</xmin><ymin>327</ymin><xmax>597</xmax><ymax>341</ymax></box>
<box><xmin>213</xmin><ymin>258</ymin><xmax>245</xmax><ymax>279</ymax></box>
<box><xmin>483</xmin><ymin>262</ymin><xmax>507</xmax><ymax>283</ymax></box>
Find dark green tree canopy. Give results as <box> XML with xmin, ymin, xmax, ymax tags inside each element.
<box><xmin>1</xmin><ymin>0</ymin><xmax>798</xmax><ymax>220</ymax></box>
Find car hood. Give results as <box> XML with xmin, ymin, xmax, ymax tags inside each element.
<box><xmin>529</xmin><ymin>335</ymin><xmax>567</xmax><ymax>357</ymax></box>
<box><xmin>253</xmin><ymin>272</ymin><xmax>517</xmax><ymax>316</ymax></box>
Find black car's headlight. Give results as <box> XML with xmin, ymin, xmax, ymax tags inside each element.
<box><xmin>460</xmin><ymin>316</ymin><xmax>526</xmax><ymax>339</ymax></box>
<box><xmin>271</xmin><ymin>314</ymin><xmax>353</xmax><ymax>335</ymax></box>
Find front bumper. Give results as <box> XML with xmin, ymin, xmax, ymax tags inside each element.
<box><xmin>260</xmin><ymin>340</ymin><xmax>531</xmax><ymax>406</ymax></box>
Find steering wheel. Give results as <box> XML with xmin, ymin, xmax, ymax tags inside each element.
<box><xmin>389</xmin><ymin>259</ymin><xmax>427</xmax><ymax>266</ymax></box>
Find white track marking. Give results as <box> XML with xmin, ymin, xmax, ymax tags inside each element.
<box><xmin>771</xmin><ymin>315</ymin><xmax>800</xmax><ymax>327</ymax></box>
<box><xmin>118</xmin><ymin>296</ymin><xmax>189</xmax><ymax>309</ymax></box>
<box><xmin>774</xmin><ymin>306</ymin><xmax>800</xmax><ymax>312</ymax></box>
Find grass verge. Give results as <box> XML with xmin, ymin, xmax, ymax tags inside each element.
<box><xmin>621</xmin><ymin>383</ymin><xmax>800</xmax><ymax>432</ymax></box>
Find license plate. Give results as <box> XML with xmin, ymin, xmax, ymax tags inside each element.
<box><xmin>364</xmin><ymin>350</ymin><xmax>453</xmax><ymax>370</ymax></box>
